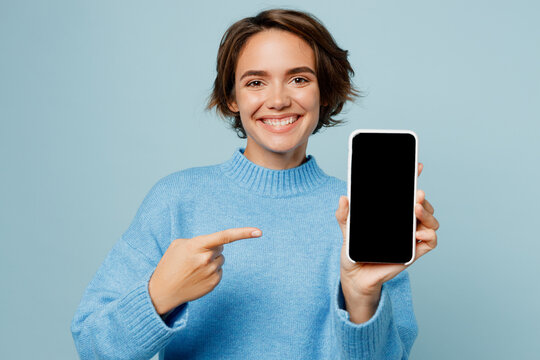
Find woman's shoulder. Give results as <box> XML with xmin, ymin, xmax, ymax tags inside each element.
<box><xmin>318</xmin><ymin>174</ymin><xmax>347</xmax><ymax>196</ymax></box>
<box><xmin>161</xmin><ymin>163</ymin><xmax>222</xmax><ymax>185</ymax></box>
<box><xmin>142</xmin><ymin>163</ymin><xmax>224</xmax><ymax>204</ymax></box>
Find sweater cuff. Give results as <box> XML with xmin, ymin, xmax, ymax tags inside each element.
<box><xmin>116</xmin><ymin>272</ymin><xmax>188</xmax><ymax>354</ymax></box>
<box><xmin>333</xmin><ymin>278</ymin><xmax>393</xmax><ymax>358</ymax></box>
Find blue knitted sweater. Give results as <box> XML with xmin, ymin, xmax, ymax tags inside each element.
<box><xmin>71</xmin><ymin>148</ymin><xmax>418</xmax><ymax>359</ymax></box>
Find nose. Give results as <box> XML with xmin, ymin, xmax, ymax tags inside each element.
<box><xmin>266</xmin><ymin>84</ymin><xmax>291</xmax><ymax>110</ymax></box>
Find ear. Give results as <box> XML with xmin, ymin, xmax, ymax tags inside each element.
<box><xmin>227</xmin><ymin>99</ymin><xmax>239</xmax><ymax>113</ymax></box>
<box><xmin>320</xmin><ymin>96</ymin><xmax>329</xmax><ymax>107</ymax></box>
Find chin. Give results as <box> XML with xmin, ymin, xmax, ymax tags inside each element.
<box><xmin>263</xmin><ymin>141</ymin><xmax>304</xmax><ymax>155</ymax></box>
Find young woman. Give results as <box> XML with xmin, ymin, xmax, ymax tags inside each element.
<box><xmin>71</xmin><ymin>9</ymin><xmax>439</xmax><ymax>359</ymax></box>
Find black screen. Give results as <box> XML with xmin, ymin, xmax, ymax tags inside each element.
<box><xmin>349</xmin><ymin>132</ymin><xmax>416</xmax><ymax>263</ymax></box>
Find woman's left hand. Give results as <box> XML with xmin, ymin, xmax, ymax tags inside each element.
<box><xmin>335</xmin><ymin>163</ymin><xmax>439</xmax><ymax>324</ymax></box>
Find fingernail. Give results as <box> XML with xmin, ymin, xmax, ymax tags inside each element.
<box><xmin>251</xmin><ymin>230</ymin><xmax>262</xmax><ymax>237</ymax></box>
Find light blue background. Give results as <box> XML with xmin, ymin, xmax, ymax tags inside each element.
<box><xmin>1</xmin><ymin>0</ymin><xmax>539</xmax><ymax>359</ymax></box>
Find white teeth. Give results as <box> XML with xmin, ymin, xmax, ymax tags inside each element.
<box><xmin>262</xmin><ymin>116</ymin><xmax>298</xmax><ymax>126</ymax></box>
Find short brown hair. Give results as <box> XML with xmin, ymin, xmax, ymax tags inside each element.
<box><xmin>207</xmin><ymin>8</ymin><xmax>360</xmax><ymax>138</ymax></box>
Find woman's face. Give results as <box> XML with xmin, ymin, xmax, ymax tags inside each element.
<box><xmin>228</xmin><ymin>29</ymin><xmax>320</xmax><ymax>168</ymax></box>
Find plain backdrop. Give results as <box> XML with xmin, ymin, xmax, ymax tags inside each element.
<box><xmin>1</xmin><ymin>0</ymin><xmax>539</xmax><ymax>359</ymax></box>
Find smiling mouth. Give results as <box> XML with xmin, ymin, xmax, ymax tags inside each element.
<box><xmin>260</xmin><ymin>115</ymin><xmax>299</xmax><ymax>126</ymax></box>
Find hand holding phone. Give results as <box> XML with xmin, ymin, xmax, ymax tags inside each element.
<box><xmin>336</xmin><ymin>130</ymin><xmax>439</xmax><ymax>323</ymax></box>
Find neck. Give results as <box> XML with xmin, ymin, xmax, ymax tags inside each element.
<box><xmin>243</xmin><ymin>139</ymin><xmax>308</xmax><ymax>170</ymax></box>
<box><xmin>220</xmin><ymin>147</ymin><xmax>328</xmax><ymax>198</ymax></box>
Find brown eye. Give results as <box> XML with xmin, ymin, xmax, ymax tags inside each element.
<box><xmin>247</xmin><ymin>80</ymin><xmax>262</xmax><ymax>87</ymax></box>
<box><xmin>292</xmin><ymin>77</ymin><xmax>308</xmax><ymax>85</ymax></box>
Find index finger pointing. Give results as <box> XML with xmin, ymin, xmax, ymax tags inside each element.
<box><xmin>200</xmin><ymin>227</ymin><xmax>262</xmax><ymax>249</ymax></box>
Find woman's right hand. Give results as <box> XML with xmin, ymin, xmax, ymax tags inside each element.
<box><xmin>148</xmin><ymin>227</ymin><xmax>262</xmax><ymax>315</ymax></box>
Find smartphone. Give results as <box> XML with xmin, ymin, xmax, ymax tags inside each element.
<box><xmin>347</xmin><ymin>129</ymin><xmax>418</xmax><ymax>265</ymax></box>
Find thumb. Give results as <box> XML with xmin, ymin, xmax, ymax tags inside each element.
<box><xmin>335</xmin><ymin>196</ymin><xmax>349</xmax><ymax>242</ymax></box>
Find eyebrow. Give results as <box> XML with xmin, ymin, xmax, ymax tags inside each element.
<box><xmin>239</xmin><ymin>66</ymin><xmax>316</xmax><ymax>81</ymax></box>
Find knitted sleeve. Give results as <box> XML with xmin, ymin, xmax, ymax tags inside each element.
<box><xmin>332</xmin><ymin>270</ymin><xmax>418</xmax><ymax>359</ymax></box>
<box><xmin>71</xmin><ymin>180</ymin><xmax>188</xmax><ymax>360</ymax></box>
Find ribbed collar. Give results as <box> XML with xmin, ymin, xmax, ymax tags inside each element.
<box><xmin>219</xmin><ymin>148</ymin><xmax>329</xmax><ymax>198</ymax></box>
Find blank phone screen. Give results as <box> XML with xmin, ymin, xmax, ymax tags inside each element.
<box><xmin>349</xmin><ymin>132</ymin><xmax>416</xmax><ymax>263</ymax></box>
